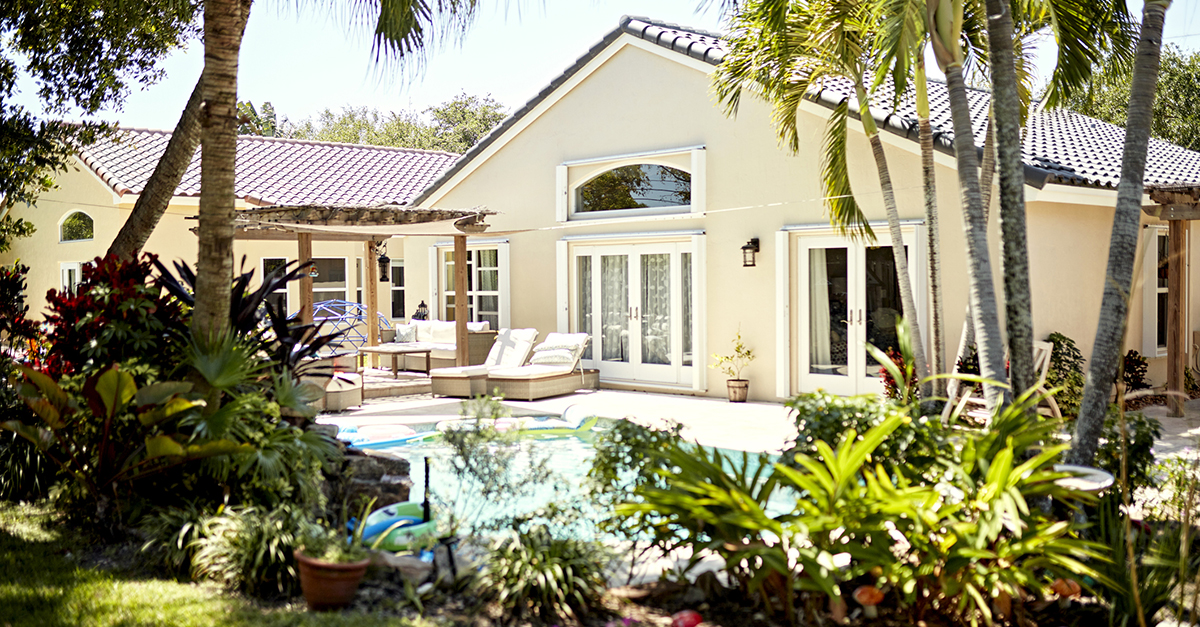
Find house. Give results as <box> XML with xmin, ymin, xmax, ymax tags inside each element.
<box><xmin>7</xmin><ymin>16</ymin><xmax>1200</xmax><ymax>402</ymax></box>
<box><xmin>4</xmin><ymin>129</ymin><xmax>459</xmax><ymax>326</ymax></box>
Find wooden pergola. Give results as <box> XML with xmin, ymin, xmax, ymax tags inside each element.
<box><xmin>1143</xmin><ymin>185</ymin><xmax>1199</xmax><ymax>416</ymax></box>
<box><xmin>234</xmin><ymin>204</ymin><xmax>497</xmax><ymax>367</ymax></box>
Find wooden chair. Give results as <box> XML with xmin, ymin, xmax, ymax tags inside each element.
<box><xmin>942</xmin><ymin>340</ymin><xmax>1062</xmax><ymax>423</ymax></box>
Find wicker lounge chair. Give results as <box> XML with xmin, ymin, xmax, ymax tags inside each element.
<box><xmin>429</xmin><ymin>328</ymin><xmax>539</xmax><ymax>397</ymax></box>
<box><xmin>485</xmin><ymin>332</ymin><xmax>596</xmax><ymax>401</ymax></box>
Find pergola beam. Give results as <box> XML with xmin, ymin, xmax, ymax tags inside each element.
<box><xmin>1145</xmin><ymin>185</ymin><xmax>1197</xmax><ymax>418</ymax></box>
<box><xmin>454</xmin><ymin>234</ymin><xmax>469</xmax><ymax>367</ymax></box>
<box><xmin>298</xmin><ymin>232</ymin><xmax>314</xmax><ymax>326</ymax></box>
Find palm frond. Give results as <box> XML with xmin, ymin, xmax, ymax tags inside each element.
<box><xmin>820</xmin><ymin>98</ymin><xmax>874</xmax><ymax>241</ymax></box>
<box><xmin>1033</xmin><ymin>0</ymin><xmax>1137</xmax><ymax>108</ymax></box>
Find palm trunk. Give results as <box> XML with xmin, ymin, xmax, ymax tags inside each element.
<box><xmin>108</xmin><ymin>0</ymin><xmax>252</xmax><ymax>261</ymax></box>
<box><xmin>1069</xmin><ymin>0</ymin><xmax>1170</xmax><ymax>466</ymax></box>
<box><xmin>917</xmin><ymin>61</ymin><xmax>945</xmax><ymax>397</ymax></box>
<box><xmin>985</xmin><ymin>0</ymin><xmax>1035</xmax><ymax>396</ymax></box>
<box><xmin>854</xmin><ymin>83</ymin><xmax>930</xmax><ymax>399</ymax></box>
<box><xmin>944</xmin><ymin>118</ymin><xmax>995</xmax><ymax>411</ymax></box>
<box><xmin>944</xmin><ymin>66</ymin><xmax>1009</xmax><ymax>410</ymax></box>
<box><xmin>107</xmin><ymin>79</ymin><xmax>202</xmax><ymax>260</ymax></box>
<box><xmin>193</xmin><ymin>0</ymin><xmax>245</xmax><ymax>338</ymax></box>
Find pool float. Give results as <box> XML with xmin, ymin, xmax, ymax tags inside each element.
<box><xmin>360</xmin><ymin>501</ymin><xmax>438</xmax><ymax>551</ymax></box>
<box><xmin>433</xmin><ymin>406</ymin><xmax>598</xmax><ymax>438</ymax></box>
<box><xmin>354</xmin><ymin>430</ymin><xmax>440</xmax><ymax>449</ymax></box>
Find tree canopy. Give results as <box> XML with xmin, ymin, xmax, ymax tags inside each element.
<box><xmin>1059</xmin><ymin>44</ymin><xmax>1200</xmax><ymax>151</ymax></box>
<box><xmin>0</xmin><ymin>0</ymin><xmax>197</xmax><ymax>208</ymax></box>
<box><xmin>263</xmin><ymin>93</ymin><xmax>507</xmax><ymax>153</ymax></box>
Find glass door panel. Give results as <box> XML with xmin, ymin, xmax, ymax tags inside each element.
<box><xmin>600</xmin><ymin>255</ymin><xmax>629</xmax><ymax>363</ymax></box>
<box><xmin>808</xmin><ymin>247</ymin><xmax>849</xmax><ymax>377</ymax></box>
<box><xmin>863</xmin><ymin>245</ymin><xmax>904</xmax><ymax>379</ymax></box>
<box><xmin>640</xmin><ymin>253</ymin><xmax>672</xmax><ymax>365</ymax></box>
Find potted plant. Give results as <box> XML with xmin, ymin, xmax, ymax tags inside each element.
<box><xmin>711</xmin><ymin>329</ymin><xmax>755</xmax><ymax>402</ymax></box>
<box><xmin>294</xmin><ymin>519</ymin><xmax>372</xmax><ymax>611</ymax></box>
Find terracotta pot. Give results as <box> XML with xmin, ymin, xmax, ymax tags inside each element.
<box><xmin>294</xmin><ymin>550</ymin><xmax>371</xmax><ymax>611</ymax></box>
<box><xmin>727</xmin><ymin>379</ymin><xmax>749</xmax><ymax>402</ymax></box>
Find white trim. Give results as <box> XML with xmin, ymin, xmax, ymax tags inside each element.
<box><xmin>1143</xmin><ymin>226</ymin><xmax>1169</xmax><ymax>357</ymax></box>
<box><xmin>691</xmin><ymin>234</ymin><xmax>707</xmax><ymax>393</ymax></box>
<box><xmin>432</xmin><ymin>237</ymin><xmax>511</xmax><ymax>247</ymax></box>
<box><xmin>59</xmin><ymin>261</ymin><xmax>83</xmax><ymax>293</ymax></box>
<box><xmin>555</xmin><ymin>165</ymin><xmax>568</xmax><ymax>223</ymax></box>
<box><xmin>57</xmin><ymin>210</ymin><xmax>95</xmax><ymax>243</ymax></box>
<box><xmin>563</xmin><ymin>147</ymin><xmax>703</xmax><ymax>222</ymax></box>
<box><xmin>419</xmin><ymin>34</ymin><xmax>714</xmax><ymax>208</ymax></box>
<box><xmin>782</xmin><ymin>219</ymin><xmax>924</xmax><ymax>232</ymax></box>
<box><xmin>556</xmin><ymin>240</ymin><xmax>569</xmax><ymax>333</ymax></box>
<box><xmin>562</xmin><ymin>144</ymin><xmax>707</xmax><ymax>167</ymax></box>
<box><xmin>498</xmin><ymin>242</ymin><xmax>512</xmax><ymax>330</ymax></box>
<box><xmin>690</xmin><ymin>149</ymin><xmax>706</xmax><ymax>215</ymax></box>
<box><xmin>261</xmin><ymin>256</ymin><xmax>290</xmax><ymax>314</ymax></box>
<box><xmin>428</xmin><ymin>246</ymin><xmax>439</xmax><ymax>320</ymax></box>
<box><xmin>562</xmin><ymin>229</ymin><xmax>705</xmax><ymax>242</ymax></box>
<box><xmin>775</xmin><ymin>230</ymin><xmax>790</xmax><ymax>399</ymax></box>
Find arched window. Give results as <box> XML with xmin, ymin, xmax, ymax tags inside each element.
<box><xmin>60</xmin><ymin>212</ymin><xmax>94</xmax><ymax>242</ymax></box>
<box><xmin>575</xmin><ymin>164</ymin><xmax>691</xmax><ymax>213</ymax></box>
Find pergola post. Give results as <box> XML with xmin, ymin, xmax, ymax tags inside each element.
<box><xmin>366</xmin><ymin>240</ymin><xmax>380</xmax><ymax>369</ymax></box>
<box><xmin>298</xmin><ymin>232</ymin><xmax>314</xmax><ymax>326</ymax></box>
<box><xmin>1168</xmin><ymin>220</ymin><xmax>1186</xmax><ymax>417</ymax></box>
<box><xmin>454</xmin><ymin>234</ymin><xmax>469</xmax><ymax>367</ymax></box>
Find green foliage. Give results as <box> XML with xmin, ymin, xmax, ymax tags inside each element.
<box><xmin>1095</xmin><ymin>406</ymin><xmax>1162</xmax><ymax>495</ymax></box>
<box><xmin>237</xmin><ymin>101</ymin><xmax>280</xmax><ymax>137</ymax></box>
<box><xmin>782</xmin><ymin>391</ymin><xmax>947</xmax><ymax>479</ymax></box>
<box><xmin>587</xmin><ymin>418</ymin><xmax>684</xmax><ymax>541</ymax></box>
<box><xmin>477</xmin><ymin>524</ymin><xmax>609</xmax><ymax>623</ymax></box>
<box><xmin>1060</xmin><ymin>44</ymin><xmax>1200</xmax><ymax>151</ymax></box>
<box><xmin>1046</xmin><ymin>332</ymin><xmax>1086</xmax><ymax>417</ymax></box>
<box><xmin>436</xmin><ymin>395</ymin><xmax>554</xmax><ymax>534</ymax></box>
<box><xmin>0</xmin><ymin>215</ymin><xmax>35</xmax><ymax>254</ymax></box>
<box><xmin>296</xmin><ymin>524</ymin><xmax>369</xmax><ymax>565</ymax></box>
<box><xmin>285</xmin><ymin>93</ymin><xmax>506</xmax><ymax>153</ymax></box>
<box><xmin>1121</xmin><ymin>350</ymin><xmax>1150</xmax><ymax>391</ymax></box>
<box><xmin>710</xmin><ymin>328</ymin><xmax>754</xmax><ymax>379</ymax></box>
<box><xmin>0</xmin><ymin>0</ymin><xmax>196</xmax><ymax>206</ymax></box>
<box><xmin>1092</xmin><ymin>494</ymin><xmax>1181</xmax><ymax>627</ymax></box>
<box><xmin>139</xmin><ymin>503</ymin><xmax>212</xmax><ymax>576</ymax></box>
<box><xmin>191</xmin><ymin>504</ymin><xmax>312</xmax><ymax>598</ymax></box>
<box><xmin>0</xmin><ymin>431</ymin><xmax>57</xmax><ymax>502</ymax></box>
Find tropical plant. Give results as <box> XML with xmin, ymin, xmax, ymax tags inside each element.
<box><xmin>1046</xmin><ymin>332</ymin><xmax>1086</xmax><ymax>416</ymax></box>
<box><xmin>477</xmin><ymin>523</ymin><xmax>610</xmax><ymax>623</ymax></box>
<box><xmin>587</xmin><ymin>417</ymin><xmax>684</xmax><ymax>541</ymax></box>
<box><xmin>138</xmin><ymin>502</ymin><xmax>213</xmax><ymax>576</ymax></box>
<box><xmin>1121</xmin><ymin>350</ymin><xmax>1151</xmax><ymax>391</ymax></box>
<box><xmin>0</xmin><ymin>214</ymin><xmax>34</xmax><ymax>254</ymax></box>
<box><xmin>710</xmin><ymin>328</ymin><xmax>755</xmax><ymax>379</ymax></box>
<box><xmin>1070</xmin><ymin>1</ymin><xmax>1173</xmax><ymax>467</ymax></box>
<box><xmin>1094</xmin><ymin>407</ymin><xmax>1161</xmax><ymax>496</ymax></box>
<box><xmin>191</xmin><ymin>503</ymin><xmax>314</xmax><ymax>598</ymax></box>
<box><xmin>713</xmin><ymin>0</ymin><xmax>930</xmax><ymax>398</ymax></box>
<box><xmin>1091</xmin><ymin>493</ymin><xmax>1181</xmax><ymax>627</ymax></box>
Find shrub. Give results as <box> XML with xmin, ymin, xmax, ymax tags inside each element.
<box><xmin>1094</xmin><ymin>406</ymin><xmax>1162</xmax><ymax>496</ymax></box>
<box><xmin>477</xmin><ymin>524</ymin><xmax>609</xmax><ymax>623</ymax></box>
<box><xmin>782</xmin><ymin>391</ymin><xmax>948</xmax><ymax>478</ymax></box>
<box><xmin>878</xmin><ymin>346</ymin><xmax>918</xmax><ymax>402</ymax></box>
<box><xmin>588</xmin><ymin>417</ymin><xmax>683</xmax><ymax>542</ymax></box>
<box><xmin>191</xmin><ymin>504</ymin><xmax>314</xmax><ymax>598</ymax></box>
<box><xmin>1046</xmin><ymin>332</ymin><xmax>1086</xmax><ymax>416</ymax></box>
<box><xmin>1122</xmin><ymin>350</ymin><xmax>1151</xmax><ymax>391</ymax></box>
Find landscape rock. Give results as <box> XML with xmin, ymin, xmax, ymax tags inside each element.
<box><xmin>371</xmin><ymin>551</ymin><xmax>434</xmax><ymax>585</ymax></box>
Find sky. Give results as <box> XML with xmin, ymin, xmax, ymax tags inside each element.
<box><xmin>18</xmin><ymin>0</ymin><xmax>1200</xmax><ymax>131</ymax></box>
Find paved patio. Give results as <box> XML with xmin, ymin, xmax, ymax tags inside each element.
<box><xmin>318</xmin><ymin>388</ymin><xmax>798</xmax><ymax>453</ymax></box>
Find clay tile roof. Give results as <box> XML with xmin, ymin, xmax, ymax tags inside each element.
<box><xmin>79</xmin><ymin>128</ymin><xmax>461</xmax><ymax>205</ymax></box>
<box><xmin>414</xmin><ymin>16</ymin><xmax>1200</xmax><ymax>203</ymax></box>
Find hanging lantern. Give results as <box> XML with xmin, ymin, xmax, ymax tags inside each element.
<box><xmin>741</xmin><ymin>238</ymin><xmax>760</xmax><ymax>267</ymax></box>
<box><xmin>378</xmin><ymin>252</ymin><xmax>391</xmax><ymax>282</ymax></box>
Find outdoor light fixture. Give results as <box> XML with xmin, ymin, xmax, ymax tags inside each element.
<box><xmin>377</xmin><ymin>244</ymin><xmax>391</xmax><ymax>282</ymax></box>
<box><xmin>741</xmin><ymin>238</ymin><xmax>760</xmax><ymax>267</ymax></box>
<box><xmin>412</xmin><ymin>301</ymin><xmax>430</xmax><ymax>320</ymax></box>
<box><xmin>307</xmin><ymin>263</ymin><xmax>319</xmax><ymax>279</ymax></box>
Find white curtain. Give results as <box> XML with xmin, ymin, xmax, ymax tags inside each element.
<box><xmin>809</xmin><ymin>249</ymin><xmax>832</xmax><ymax>367</ymax></box>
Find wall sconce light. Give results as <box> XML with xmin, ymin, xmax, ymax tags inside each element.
<box><xmin>412</xmin><ymin>301</ymin><xmax>430</xmax><ymax>320</ymax></box>
<box><xmin>741</xmin><ymin>238</ymin><xmax>760</xmax><ymax>267</ymax></box>
<box><xmin>307</xmin><ymin>262</ymin><xmax>319</xmax><ymax>279</ymax></box>
<box><xmin>377</xmin><ymin>245</ymin><xmax>391</xmax><ymax>283</ymax></box>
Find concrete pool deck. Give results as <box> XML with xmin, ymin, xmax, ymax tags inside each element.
<box><xmin>318</xmin><ymin>388</ymin><xmax>798</xmax><ymax>453</ymax></box>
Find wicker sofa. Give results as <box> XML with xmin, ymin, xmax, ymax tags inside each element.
<box><xmin>385</xmin><ymin>320</ymin><xmax>497</xmax><ymax>371</ymax></box>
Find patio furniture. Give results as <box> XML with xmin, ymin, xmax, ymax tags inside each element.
<box><xmin>385</xmin><ymin>320</ymin><xmax>497</xmax><ymax>371</ymax></box>
<box><xmin>430</xmin><ymin>328</ymin><xmax>540</xmax><ymax>397</ymax></box>
<box><xmin>358</xmin><ymin>345</ymin><xmax>434</xmax><ymax>378</ymax></box>
<box><xmin>485</xmin><ymin>333</ymin><xmax>599</xmax><ymax>401</ymax></box>
<box><xmin>942</xmin><ymin>340</ymin><xmax>1061</xmax><ymax>422</ymax></box>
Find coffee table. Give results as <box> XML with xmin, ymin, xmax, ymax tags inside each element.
<box><xmin>358</xmin><ymin>345</ymin><xmax>433</xmax><ymax>378</ymax></box>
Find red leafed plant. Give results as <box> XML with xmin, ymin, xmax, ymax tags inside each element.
<box><xmin>42</xmin><ymin>253</ymin><xmax>187</xmax><ymax>378</ymax></box>
<box><xmin>880</xmin><ymin>346</ymin><xmax>918</xmax><ymax>401</ymax></box>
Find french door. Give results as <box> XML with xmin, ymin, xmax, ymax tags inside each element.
<box><xmin>575</xmin><ymin>242</ymin><xmax>694</xmax><ymax>385</ymax></box>
<box><xmin>798</xmin><ymin>231</ymin><xmax>920</xmax><ymax>395</ymax></box>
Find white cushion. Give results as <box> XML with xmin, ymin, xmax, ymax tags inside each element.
<box><xmin>430</xmin><ymin>365</ymin><xmax>489</xmax><ymax>378</ymax></box>
<box><xmin>533</xmin><ymin>332</ymin><xmax>589</xmax><ymax>353</ymax></box>
<box><xmin>466</xmin><ymin>321</ymin><xmax>490</xmax><ymax>332</ymax></box>
<box><xmin>393</xmin><ymin>323</ymin><xmax>417</xmax><ymax>343</ymax></box>
<box><xmin>485</xmin><ymin>328</ymin><xmax>539</xmax><ymax>368</ymax></box>
<box><xmin>488</xmin><ymin>364</ymin><xmax>575</xmax><ymax>380</ymax></box>
<box><xmin>530</xmin><ymin>349</ymin><xmax>575</xmax><ymax>365</ymax></box>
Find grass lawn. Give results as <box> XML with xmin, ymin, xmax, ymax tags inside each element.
<box><xmin>0</xmin><ymin>502</ymin><xmax>434</xmax><ymax>627</ymax></box>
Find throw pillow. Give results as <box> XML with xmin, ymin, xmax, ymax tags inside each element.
<box><xmin>393</xmin><ymin>323</ymin><xmax>417</xmax><ymax>343</ymax></box>
<box><xmin>530</xmin><ymin>349</ymin><xmax>575</xmax><ymax>365</ymax></box>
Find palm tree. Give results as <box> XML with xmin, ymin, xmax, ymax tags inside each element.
<box><xmin>1069</xmin><ymin>0</ymin><xmax>1172</xmax><ymax>466</ymax></box>
<box><xmin>715</xmin><ymin>0</ymin><xmax>932</xmax><ymax>398</ymax></box>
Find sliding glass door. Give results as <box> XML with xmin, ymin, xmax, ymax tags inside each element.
<box><xmin>798</xmin><ymin>232</ymin><xmax>919</xmax><ymax>395</ymax></box>
<box><xmin>575</xmin><ymin>242</ymin><xmax>694</xmax><ymax>385</ymax></box>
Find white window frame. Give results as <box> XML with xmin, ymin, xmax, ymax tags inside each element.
<box><xmin>429</xmin><ymin>240</ymin><xmax>510</xmax><ymax>329</ymax></box>
<box><xmin>58</xmin><ymin>210</ymin><xmax>95</xmax><ymax>243</ymax></box>
<box><xmin>390</xmin><ymin>258</ymin><xmax>406</xmax><ymax>320</ymax></box>
<box><xmin>261</xmin><ymin>257</ymin><xmax>290</xmax><ymax>315</ymax></box>
<box><xmin>311</xmin><ymin>257</ymin><xmax>349</xmax><ymax>304</ymax></box>
<box><xmin>59</xmin><ymin>261</ymin><xmax>83</xmax><ymax>294</ymax></box>
<box><xmin>557</xmin><ymin>146</ymin><xmax>706</xmax><ymax>223</ymax></box>
<box><xmin>1143</xmin><ymin>226</ymin><xmax>1173</xmax><ymax>358</ymax></box>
